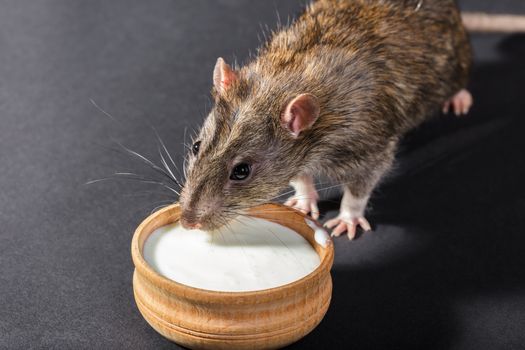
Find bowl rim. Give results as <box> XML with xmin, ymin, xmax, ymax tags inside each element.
<box><xmin>131</xmin><ymin>203</ymin><xmax>334</xmax><ymax>302</ymax></box>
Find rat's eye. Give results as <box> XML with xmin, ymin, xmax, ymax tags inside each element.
<box><xmin>192</xmin><ymin>141</ymin><xmax>201</xmax><ymax>156</ymax></box>
<box><xmin>230</xmin><ymin>163</ymin><xmax>251</xmax><ymax>181</ymax></box>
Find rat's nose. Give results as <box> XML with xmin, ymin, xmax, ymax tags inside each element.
<box><xmin>183</xmin><ymin>221</ymin><xmax>202</xmax><ymax>230</ymax></box>
<box><xmin>180</xmin><ymin>212</ymin><xmax>202</xmax><ymax>230</ymax></box>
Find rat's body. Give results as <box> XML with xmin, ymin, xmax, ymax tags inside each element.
<box><xmin>179</xmin><ymin>0</ymin><xmax>473</xmax><ymax>238</ymax></box>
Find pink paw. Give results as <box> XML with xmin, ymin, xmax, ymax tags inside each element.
<box><xmin>324</xmin><ymin>216</ymin><xmax>371</xmax><ymax>240</ymax></box>
<box><xmin>285</xmin><ymin>195</ymin><xmax>320</xmax><ymax>220</ymax></box>
<box><xmin>443</xmin><ymin>89</ymin><xmax>473</xmax><ymax>116</ymax></box>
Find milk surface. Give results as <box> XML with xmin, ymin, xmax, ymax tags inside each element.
<box><xmin>143</xmin><ymin>216</ymin><xmax>320</xmax><ymax>292</ymax></box>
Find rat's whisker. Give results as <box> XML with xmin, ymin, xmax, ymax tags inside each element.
<box><xmin>112</xmin><ymin>139</ymin><xmax>181</xmax><ymax>188</ymax></box>
<box><xmin>87</xmin><ymin>172</ymin><xmax>180</xmax><ymax>196</ymax></box>
<box><xmin>135</xmin><ymin>199</ymin><xmax>175</xmax><ymax>216</ymax></box>
<box><xmin>182</xmin><ymin>126</ymin><xmax>190</xmax><ymax>182</ymax></box>
<box><xmin>122</xmin><ymin>190</ymin><xmax>177</xmax><ymax>199</ymax></box>
<box><xmin>157</xmin><ymin>144</ymin><xmax>183</xmax><ymax>188</ymax></box>
<box><xmin>312</xmin><ymin>183</ymin><xmax>344</xmax><ymax>193</ymax></box>
<box><xmin>152</xmin><ymin>127</ymin><xmax>184</xmax><ymax>182</ymax></box>
<box><xmin>269</xmin><ymin>180</ymin><xmax>336</xmax><ymax>202</ymax></box>
<box><xmin>183</xmin><ymin>153</ymin><xmax>190</xmax><ymax>181</ymax></box>
<box><xmin>234</xmin><ymin>212</ymin><xmax>305</xmax><ymax>228</ymax></box>
<box><xmin>89</xmin><ymin>98</ymin><xmax>118</xmax><ymax>122</ymax></box>
<box><xmin>149</xmin><ymin>201</ymin><xmax>174</xmax><ymax>215</ymax></box>
<box><xmin>269</xmin><ymin>188</ymin><xmax>296</xmax><ymax>201</ymax></box>
<box><xmin>85</xmin><ymin>173</ymin><xmax>161</xmax><ymax>185</ymax></box>
<box><xmin>270</xmin><ymin>180</ymin><xmax>349</xmax><ymax>203</ymax></box>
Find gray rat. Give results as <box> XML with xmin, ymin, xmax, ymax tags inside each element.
<box><xmin>178</xmin><ymin>0</ymin><xmax>521</xmax><ymax>239</ymax></box>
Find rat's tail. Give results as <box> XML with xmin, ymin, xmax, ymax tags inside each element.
<box><xmin>462</xmin><ymin>12</ymin><xmax>525</xmax><ymax>33</ymax></box>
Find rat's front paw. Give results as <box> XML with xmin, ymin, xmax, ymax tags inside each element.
<box><xmin>285</xmin><ymin>195</ymin><xmax>319</xmax><ymax>220</ymax></box>
<box><xmin>324</xmin><ymin>215</ymin><xmax>371</xmax><ymax>240</ymax></box>
<box><xmin>443</xmin><ymin>89</ymin><xmax>473</xmax><ymax>116</ymax></box>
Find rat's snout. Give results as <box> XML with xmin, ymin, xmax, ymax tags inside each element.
<box><xmin>179</xmin><ymin>194</ymin><xmax>224</xmax><ymax>231</ymax></box>
<box><xmin>179</xmin><ymin>186</ymin><xmax>204</xmax><ymax>230</ymax></box>
<box><xmin>180</xmin><ymin>216</ymin><xmax>202</xmax><ymax>230</ymax></box>
<box><xmin>180</xmin><ymin>211</ymin><xmax>202</xmax><ymax>230</ymax></box>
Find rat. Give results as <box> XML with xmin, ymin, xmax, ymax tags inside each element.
<box><xmin>178</xmin><ymin>0</ymin><xmax>525</xmax><ymax>239</ymax></box>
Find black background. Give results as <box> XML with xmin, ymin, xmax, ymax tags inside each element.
<box><xmin>1</xmin><ymin>1</ymin><xmax>525</xmax><ymax>349</ymax></box>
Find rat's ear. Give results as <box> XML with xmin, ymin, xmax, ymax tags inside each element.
<box><xmin>281</xmin><ymin>94</ymin><xmax>320</xmax><ymax>138</ymax></box>
<box><xmin>213</xmin><ymin>57</ymin><xmax>237</xmax><ymax>94</ymax></box>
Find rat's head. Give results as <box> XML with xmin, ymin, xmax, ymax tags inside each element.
<box><xmin>179</xmin><ymin>58</ymin><xmax>320</xmax><ymax>231</ymax></box>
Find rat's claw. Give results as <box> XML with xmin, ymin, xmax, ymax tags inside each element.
<box><xmin>333</xmin><ymin>221</ymin><xmax>355</xmax><ymax>239</ymax></box>
<box><xmin>285</xmin><ymin>195</ymin><xmax>320</xmax><ymax>219</ymax></box>
<box><xmin>324</xmin><ymin>217</ymin><xmax>340</xmax><ymax>230</ymax></box>
<box><xmin>286</xmin><ymin>175</ymin><xmax>320</xmax><ymax>219</ymax></box>
<box><xmin>357</xmin><ymin>217</ymin><xmax>372</xmax><ymax>231</ymax></box>
<box><xmin>284</xmin><ymin>198</ymin><xmax>297</xmax><ymax>207</ymax></box>
<box><xmin>310</xmin><ymin>201</ymin><xmax>320</xmax><ymax>220</ymax></box>
<box><xmin>324</xmin><ymin>216</ymin><xmax>371</xmax><ymax>240</ymax></box>
<box><xmin>443</xmin><ymin>89</ymin><xmax>473</xmax><ymax>116</ymax></box>
<box><xmin>442</xmin><ymin>101</ymin><xmax>450</xmax><ymax>114</ymax></box>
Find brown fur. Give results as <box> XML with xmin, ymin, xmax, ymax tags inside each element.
<box><xmin>179</xmin><ymin>0</ymin><xmax>471</xmax><ymax>230</ymax></box>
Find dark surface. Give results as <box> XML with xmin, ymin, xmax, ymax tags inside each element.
<box><xmin>1</xmin><ymin>1</ymin><xmax>525</xmax><ymax>349</ymax></box>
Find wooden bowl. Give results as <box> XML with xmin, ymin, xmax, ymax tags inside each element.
<box><xmin>131</xmin><ymin>203</ymin><xmax>334</xmax><ymax>350</ymax></box>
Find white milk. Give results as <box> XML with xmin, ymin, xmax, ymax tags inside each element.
<box><xmin>143</xmin><ymin>216</ymin><xmax>321</xmax><ymax>292</ymax></box>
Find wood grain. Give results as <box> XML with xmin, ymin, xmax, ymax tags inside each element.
<box><xmin>131</xmin><ymin>203</ymin><xmax>334</xmax><ymax>350</ymax></box>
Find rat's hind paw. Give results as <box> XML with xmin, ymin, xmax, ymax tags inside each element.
<box><xmin>324</xmin><ymin>216</ymin><xmax>371</xmax><ymax>240</ymax></box>
<box><xmin>442</xmin><ymin>89</ymin><xmax>473</xmax><ymax>116</ymax></box>
<box><xmin>285</xmin><ymin>196</ymin><xmax>320</xmax><ymax>220</ymax></box>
